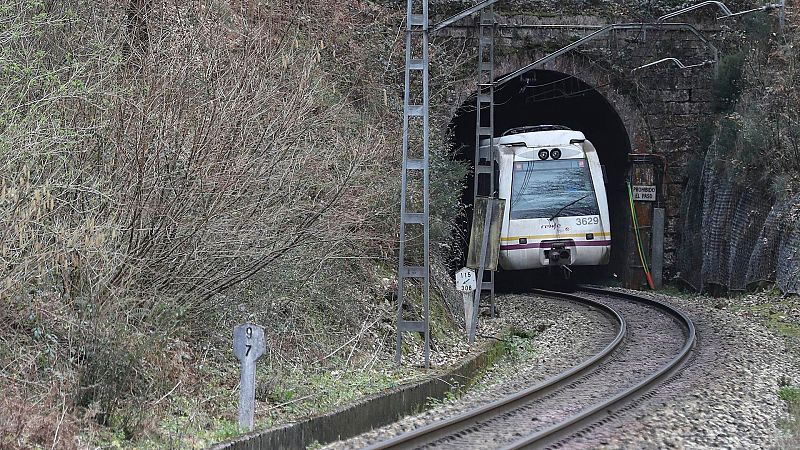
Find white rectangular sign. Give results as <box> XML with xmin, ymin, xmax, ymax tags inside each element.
<box><xmin>632</xmin><ymin>185</ymin><xmax>656</xmax><ymax>202</ymax></box>
<box><xmin>455</xmin><ymin>267</ymin><xmax>477</xmax><ymax>293</ymax></box>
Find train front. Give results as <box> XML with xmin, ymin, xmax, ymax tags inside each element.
<box><xmin>494</xmin><ymin>129</ymin><xmax>611</xmax><ymax>271</ymax></box>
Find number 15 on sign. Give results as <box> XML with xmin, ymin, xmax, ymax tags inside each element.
<box><xmin>455</xmin><ymin>267</ymin><xmax>477</xmax><ymax>293</ymax></box>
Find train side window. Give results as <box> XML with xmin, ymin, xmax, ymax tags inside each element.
<box><xmin>602</xmin><ymin>165</ymin><xmax>608</xmax><ymax>184</ymax></box>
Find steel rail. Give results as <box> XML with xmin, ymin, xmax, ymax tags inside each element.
<box><xmin>363</xmin><ymin>291</ymin><xmax>626</xmax><ymax>450</ymax></box>
<box><xmin>499</xmin><ymin>286</ymin><xmax>696</xmax><ymax>449</ymax></box>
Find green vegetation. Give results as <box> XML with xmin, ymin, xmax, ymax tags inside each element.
<box><xmin>778</xmin><ymin>383</ymin><xmax>800</xmax><ymax>445</ymax></box>
<box><xmin>779</xmin><ymin>385</ymin><xmax>800</xmax><ymax>404</ymax></box>
<box><xmin>738</xmin><ymin>301</ymin><xmax>800</xmax><ymax>340</ymax></box>
<box><xmin>702</xmin><ymin>13</ymin><xmax>800</xmax><ymax>191</ymax></box>
<box><xmin>424</xmin><ymin>327</ymin><xmax>540</xmax><ymax>409</ymax></box>
<box><xmin>501</xmin><ymin>328</ymin><xmax>540</xmax><ymax>359</ymax></box>
<box><xmin>712</xmin><ymin>52</ymin><xmax>745</xmax><ymax>113</ymax></box>
<box><xmin>669</xmin><ymin>283</ymin><xmax>799</xmax><ymax>346</ymax></box>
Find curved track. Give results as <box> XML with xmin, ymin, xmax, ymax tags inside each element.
<box><xmin>364</xmin><ymin>287</ymin><xmax>695</xmax><ymax>450</ymax></box>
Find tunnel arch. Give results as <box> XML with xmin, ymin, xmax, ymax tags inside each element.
<box><xmin>448</xmin><ymin>63</ymin><xmax>648</xmax><ymax>284</ymax></box>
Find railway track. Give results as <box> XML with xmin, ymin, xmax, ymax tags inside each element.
<box><xmin>364</xmin><ymin>287</ymin><xmax>695</xmax><ymax>449</ymax></box>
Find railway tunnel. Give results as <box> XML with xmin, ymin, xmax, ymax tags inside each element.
<box><xmin>449</xmin><ymin>68</ymin><xmax>633</xmax><ymax>287</ymax></box>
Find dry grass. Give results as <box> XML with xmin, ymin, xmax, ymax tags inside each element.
<box><xmin>0</xmin><ymin>0</ymin><xmax>406</xmax><ymax>445</ymax></box>
<box><xmin>0</xmin><ymin>0</ymin><xmax>474</xmax><ymax>446</ymax></box>
<box><xmin>0</xmin><ymin>384</ymin><xmax>78</xmax><ymax>450</ymax></box>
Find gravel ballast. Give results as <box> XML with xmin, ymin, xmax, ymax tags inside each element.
<box><xmin>324</xmin><ymin>293</ymin><xmax>618</xmax><ymax>449</ymax></box>
<box><xmin>325</xmin><ymin>289</ymin><xmax>799</xmax><ymax>449</ymax></box>
<box><xmin>583</xmin><ymin>289</ymin><xmax>798</xmax><ymax>449</ymax></box>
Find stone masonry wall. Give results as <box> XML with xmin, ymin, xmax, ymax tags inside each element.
<box><xmin>437</xmin><ymin>13</ymin><xmax>719</xmax><ymax>281</ymax></box>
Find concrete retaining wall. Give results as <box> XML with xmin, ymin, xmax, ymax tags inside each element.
<box><xmin>211</xmin><ymin>342</ymin><xmax>504</xmax><ymax>450</ymax></box>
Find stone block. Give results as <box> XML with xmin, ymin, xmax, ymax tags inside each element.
<box><xmin>689</xmin><ymin>89</ymin><xmax>713</xmax><ymax>102</ymax></box>
<box><xmin>657</xmin><ymin>90</ymin><xmax>691</xmax><ymax>102</ymax></box>
<box><xmin>654</xmin><ymin>134</ymin><xmax>699</xmax><ymax>150</ymax></box>
<box><xmin>664</xmin><ymin>102</ymin><xmax>700</xmax><ymax>115</ymax></box>
<box><xmin>654</xmin><ymin>141</ymin><xmax>690</xmax><ymax>156</ymax></box>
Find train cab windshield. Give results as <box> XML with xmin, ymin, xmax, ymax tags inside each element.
<box><xmin>510</xmin><ymin>159</ymin><xmax>599</xmax><ymax>220</ymax></box>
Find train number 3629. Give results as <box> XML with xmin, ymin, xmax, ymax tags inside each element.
<box><xmin>576</xmin><ymin>216</ymin><xmax>600</xmax><ymax>226</ymax></box>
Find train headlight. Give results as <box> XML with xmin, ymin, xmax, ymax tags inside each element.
<box><xmin>538</xmin><ymin>149</ymin><xmax>549</xmax><ymax>160</ymax></box>
<box><xmin>550</xmin><ymin>148</ymin><xmax>562</xmax><ymax>160</ymax></box>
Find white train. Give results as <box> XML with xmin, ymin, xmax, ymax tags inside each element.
<box><xmin>481</xmin><ymin>126</ymin><xmax>611</xmax><ymax>271</ymax></box>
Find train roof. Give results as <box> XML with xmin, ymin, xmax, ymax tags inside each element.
<box><xmin>502</xmin><ymin>125</ymin><xmax>571</xmax><ymax>135</ymax></box>
<box><xmin>481</xmin><ymin>128</ymin><xmax>586</xmax><ymax>148</ymax></box>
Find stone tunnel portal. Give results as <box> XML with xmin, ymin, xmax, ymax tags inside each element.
<box><xmin>450</xmin><ymin>69</ymin><xmax>632</xmax><ymax>286</ymax></box>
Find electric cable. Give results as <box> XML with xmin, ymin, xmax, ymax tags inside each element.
<box><xmin>627</xmin><ymin>181</ymin><xmax>656</xmax><ymax>289</ymax></box>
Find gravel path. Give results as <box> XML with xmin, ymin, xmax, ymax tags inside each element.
<box><xmin>324</xmin><ymin>294</ymin><xmax>617</xmax><ymax>449</ymax></box>
<box><xmin>570</xmin><ymin>288</ymin><xmax>798</xmax><ymax>449</ymax></box>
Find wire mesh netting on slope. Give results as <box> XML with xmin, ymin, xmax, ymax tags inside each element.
<box><xmin>677</xmin><ymin>152</ymin><xmax>800</xmax><ymax>294</ymax></box>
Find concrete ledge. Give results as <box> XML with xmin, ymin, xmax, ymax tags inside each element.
<box><xmin>211</xmin><ymin>342</ymin><xmax>504</xmax><ymax>450</ymax></box>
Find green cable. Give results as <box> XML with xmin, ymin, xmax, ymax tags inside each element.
<box><xmin>628</xmin><ymin>182</ymin><xmax>649</xmax><ymax>272</ymax></box>
<box><xmin>629</xmin><ymin>182</ymin><xmax>650</xmax><ymax>272</ymax></box>
<box><xmin>627</xmin><ymin>181</ymin><xmax>654</xmax><ymax>287</ymax></box>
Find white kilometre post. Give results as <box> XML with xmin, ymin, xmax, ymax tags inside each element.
<box><xmin>233</xmin><ymin>323</ymin><xmax>266</xmax><ymax>431</ymax></box>
<box><xmin>455</xmin><ymin>267</ymin><xmax>478</xmax><ymax>340</ymax></box>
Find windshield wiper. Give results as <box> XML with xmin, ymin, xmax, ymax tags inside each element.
<box><xmin>549</xmin><ymin>194</ymin><xmax>590</xmax><ymax>221</ymax></box>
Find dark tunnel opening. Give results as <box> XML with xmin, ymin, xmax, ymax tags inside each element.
<box><xmin>448</xmin><ymin>69</ymin><xmax>632</xmax><ymax>288</ymax></box>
